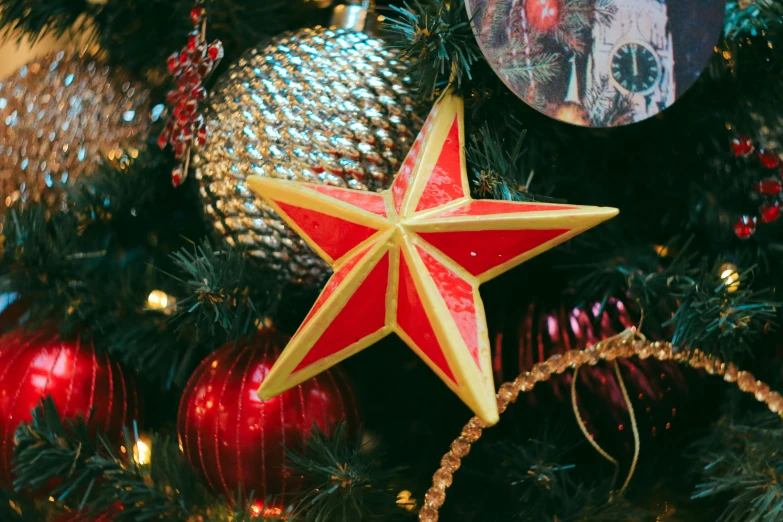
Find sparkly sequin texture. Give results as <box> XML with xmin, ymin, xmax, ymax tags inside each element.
<box><xmin>0</xmin><ymin>51</ymin><xmax>152</xmax><ymax>215</ymax></box>
<box><xmin>194</xmin><ymin>27</ymin><xmax>422</xmax><ymax>284</ymax></box>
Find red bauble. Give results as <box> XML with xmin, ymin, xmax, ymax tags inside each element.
<box><xmin>524</xmin><ymin>0</ymin><xmax>561</xmax><ymax>31</ymax></box>
<box><xmin>494</xmin><ymin>300</ymin><xmax>691</xmax><ymax>458</ymax></box>
<box><xmin>0</xmin><ymin>329</ymin><xmax>140</xmax><ymax>487</ymax></box>
<box><xmin>178</xmin><ymin>330</ymin><xmax>360</xmax><ymax>503</ymax></box>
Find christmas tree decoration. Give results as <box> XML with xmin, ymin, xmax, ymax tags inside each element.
<box><xmin>494</xmin><ymin>300</ymin><xmax>689</xmax><ymax>455</ymax></box>
<box><xmin>0</xmin><ymin>51</ymin><xmax>152</xmax><ymax>216</ymax></box>
<box><xmin>465</xmin><ymin>0</ymin><xmax>725</xmax><ymax>126</ymax></box>
<box><xmin>194</xmin><ymin>25</ymin><xmax>421</xmax><ymax>283</ymax></box>
<box><xmin>418</xmin><ymin>333</ymin><xmax>783</xmax><ymax>522</ymax></box>
<box><xmin>247</xmin><ymin>92</ymin><xmax>618</xmax><ymax>425</ymax></box>
<box><xmin>158</xmin><ymin>0</ymin><xmax>223</xmax><ymax>187</ymax></box>
<box><xmin>177</xmin><ymin>330</ymin><xmax>359</xmax><ymax>504</ymax></box>
<box><xmin>525</xmin><ymin>0</ymin><xmax>562</xmax><ymax>32</ymax></box>
<box><xmin>552</xmin><ymin>101</ymin><xmax>590</xmax><ymax>126</ymax></box>
<box><xmin>0</xmin><ymin>328</ymin><xmax>141</xmax><ymax>487</ymax></box>
<box><xmin>731</xmin><ymin>135</ymin><xmax>783</xmax><ymax>237</ymax></box>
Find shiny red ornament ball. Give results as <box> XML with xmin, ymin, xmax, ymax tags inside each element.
<box><xmin>494</xmin><ymin>299</ymin><xmax>691</xmax><ymax>457</ymax></box>
<box><xmin>178</xmin><ymin>330</ymin><xmax>360</xmax><ymax>504</ymax></box>
<box><xmin>524</xmin><ymin>0</ymin><xmax>561</xmax><ymax>31</ymax></box>
<box><xmin>0</xmin><ymin>329</ymin><xmax>140</xmax><ymax>487</ymax></box>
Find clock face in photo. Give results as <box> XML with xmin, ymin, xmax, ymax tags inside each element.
<box><xmin>464</xmin><ymin>0</ymin><xmax>725</xmax><ymax>127</ymax></box>
<box><xmin>611</xmin><ymin>42</ymin><xmax>660</xmax><ymax>94</ymax></box>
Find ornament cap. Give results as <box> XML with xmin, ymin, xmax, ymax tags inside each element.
<box><xmin>331</xmin><ymin>0</ymin><xmax>379</xmax><ymax>33</ymax></box>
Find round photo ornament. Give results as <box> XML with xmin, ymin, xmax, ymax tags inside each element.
<box><xmin>465</xmin><ymin>0</ymin><xmax>725</xmax><ymax>127</ymax></box>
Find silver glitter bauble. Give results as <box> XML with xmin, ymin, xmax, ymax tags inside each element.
<box><xmin>0</xmin><ymin>50</ymin><xmax>153</xmax><ymax>215</ymax></box>
<box><xmin>194</xmin><ymin>26</ymin><xmax>422</xmax><ymax>284</ymax></box>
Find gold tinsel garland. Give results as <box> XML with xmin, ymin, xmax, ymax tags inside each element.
<box><xmin>418</xmin><ymin>332</ymin><xmax>783</xmax><ymax>522</ymax></box>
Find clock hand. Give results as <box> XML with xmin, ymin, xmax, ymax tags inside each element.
<box><xmin>632</xmin><ymin>45</ymin><xmax>639</xmax><ymax>77</ymax></box>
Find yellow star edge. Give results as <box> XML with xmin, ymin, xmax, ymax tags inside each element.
<box><xmin>397</xmin><ymin>233</ymin><xmax>499</xmax><ymax>425</ymax></box>
<box><xmin>246</xmin><ymin>176</ymin><xmax>393</xmax><ymax>267</ymax></box>
<box><xmin>256</xmin><ymin>237</ymin><xmax>393</xmax><ymax>401</ymax></box>
<box><xmin>407</xmin><ymin>201</ymin><xmax>616</xmax><ymax>224</ymax></box>
<box><xmin>400</xmin><ymin>94</ymin><xmax>470</xmax><ymax>220</ymax></box>
<box><xmin>409</xmin><ymin>208</ymin><xmax>619</xmax><ymax>284</ymax></box>
<box><xmin>399</xmin><ymin>93</ymin><xmax>468</xmax><ymax>218</ymax></box>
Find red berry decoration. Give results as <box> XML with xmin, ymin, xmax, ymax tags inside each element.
<box><xmin>756</xmin><ymin>178</ymin><xmax>782</xmax><ymax>195</ymax></box>
<box><xmin>730</xmin><ymin>134</ymin><xmax>754</xmax><ymax>157</ymax></box>
<box><xmin>178</xmin><ymin>330</ymin><xmax>360</xmax><ymax>505</ymax></box>
<box><xmin>731</xmin><ymin>135</ymin><xmax>783</xmax><ymax>237</ymax></box>
<box><xmin>758</xmin><ymin>148</ymin><xmax>781</xmax><ymax>169</ymax></box>
<box><xmin>0</xmin><ymin>329</ymin><xmax>140</xmax><ymax>487</ymax></box>
<box><xmin>760</xmin><ymin>202</ymin><xmax>781</xmax><ymax>224</ymax></box>
<box><xmin>525</xmin><ymin>0</ymin><xmax>561</xmax><ymax>32</ymax></box>
<box><xmin>159</xmin><ymin>0</ymin><xmax>223</xmax><ymax>187</ymax></box>
<box><xmin>734</xmin><ymin>216</ymin><xmax>757</xmax><ymax>239</ymax></box>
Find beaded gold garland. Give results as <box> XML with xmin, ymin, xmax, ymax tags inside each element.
<box><xmin>419</xmin><ymin>333</ymin><xmax>783</xmax><ymax>522</ymax></box>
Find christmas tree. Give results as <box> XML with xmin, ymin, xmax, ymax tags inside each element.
<box><xmin>0</xmin><ymin>0</ymin><xmax>781</xmax><ymax>520</ymax></box>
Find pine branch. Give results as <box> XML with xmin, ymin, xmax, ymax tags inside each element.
<box><xmin>0</xmin><ymin>204</ymin><xmax>91</xmax><ymax>323</ymax></box>
<box><xmin>666</xmin><ymin>260</ymin><xmax>778</xmax><ymax>360</ymax></box>
<box><xmin>552</xmin><ymin>0</ymin><xmax>617</xmax><ymax>56</ymax></box>
<box><xmin>468</xmin><ymin>122</ymin><xmax>563</xmax><ymax>203</ymax></box>
<box><xmin>13</xmin><ymin>396</ymin><xmax>216</xmax><ymax>521</ymax></box>
<box><xmin>691</xmin><ymin>407</ymin><xmax>783</xmax><ymax>522</ymax></box>
<box><xmin>13</xmin><ymin>395</ymin><xmax>124</xmax><ymax>506</ymax></box>
<box><xmin>724</xmin><ymin>0</ymin><xmax>783</xmax><ymax>39</ymax></box>
<box><xmin>566</xmin><ymin>233</ymin><xmax>777</xmax><ymax>360</ymax></box>
<box><xmin>285</xmin><ymin>423</ymin><xmax>412</xmax><ymax>522</ymax></box>
<box><xmin>464</xmin><ymin>428</ymin><xmax>651</xmax><ymax>521</ymax></box>
<box><xmin>387</xmin><ymin>0</ymin><xmax>482</xmax><ymax>100</ymax></box>
<box><xmin>169</xmin><ymin>238</ymin><xmax>276</xmax><ymax>341</ymax></box>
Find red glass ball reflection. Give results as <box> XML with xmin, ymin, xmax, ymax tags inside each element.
<box><xmin>524</xmin><ymin>0</ymin><xmax>561</xmax><ymax>31</ymax></box>
<box><xmin>494</xmin><ymin>300</ymin><xmax>690</xmax><ymax>457</ymax></box>
<box><xmin>177</xmin><ymin>330</ymin><xmax>360</xmax><ymax>502</ymax></box>
<box><xmin>0</xmin><ymin>329</ymin><xmax>140</xmax><ymax>487</ymax></box>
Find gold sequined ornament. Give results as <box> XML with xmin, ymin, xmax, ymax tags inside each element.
<box><xmin>193</xmin><ymin>5</ymin><xmax>422</xmax><ymax>284</ymax></box>
<box><xmin>0</xmin><ymin>51</ymin><xmax>153</xmax><ymax>220</ymax></box>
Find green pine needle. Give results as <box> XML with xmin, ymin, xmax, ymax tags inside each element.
<box><xmin>169</xmin><ymin>238</ymin><xmax>274</xmax><ymax>340</ymax></box>
<box><xmin>387</xmin><ymin>0</ymin><xmax>482</xmax><ymax>99</ymax></box>
<box><xmin>285</xmin><ymin>423</ymin><xmax>412</xmax><ymax>522</ymax></box>
<box><xmin>691</xmin><ymin>408</ymin><xmax>783</xmax><ymax>522</ymax></box>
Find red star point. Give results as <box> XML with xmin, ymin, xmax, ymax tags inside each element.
<box><xmin>248</xmin><ymin>92</ymin><xmax>618</xmax><ymax>424</ymax></box>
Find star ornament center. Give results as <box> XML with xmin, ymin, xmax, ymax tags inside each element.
<box><xmin>247</xmin><ymin>92</ymin><xmax>618</xmax><ymax>424</ymax></box>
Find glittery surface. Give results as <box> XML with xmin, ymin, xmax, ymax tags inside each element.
<box><xmin>0</xmin><ymin>51</ymin><xmax>152</xmax><ymax>215</ymax></box>
<box><xmin>194</xmin><ymin>27</ymin><xmax>422</xmax><ymax>284</ymax></box>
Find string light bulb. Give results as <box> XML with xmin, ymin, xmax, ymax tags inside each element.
<box><xmin>147</xmin><ymin>289</ymin><xmax>176</xmax><ymax>314</ymax></box>
<box><xmin>397</xmin><ymin>490</ymin><xmax>417</xmax><ymax>511</ymax></box>
<box><xmin>719</xmin><ymin>263</ymin><xmax>740</xmax><ymax>293</ymax></box>
<box><xmin>133</xmin><ymin>435</ymin><xmax>152</xmax><ymax>465</ymax></box>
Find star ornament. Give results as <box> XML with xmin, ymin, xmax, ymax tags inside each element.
<box><xmin>248</xmin><ymin>92</ymin><xmax>618</xmax><ymax>425</ymax></box>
